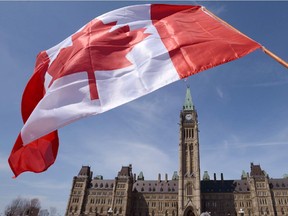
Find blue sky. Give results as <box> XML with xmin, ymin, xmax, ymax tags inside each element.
<box><xmin>0</xmin><ymin>1</ymin><xmax>287</xmax><ymax>215</ymax></box>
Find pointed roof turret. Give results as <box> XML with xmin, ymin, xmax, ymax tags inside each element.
<box><xmin>183</xmin><ymin>86</ymin><xmax>194</xmax><ymax>110</ymax></box>
<box><xmin>203</xmin><ymin>171</ymin><xmax>210</xmax><ymax>181</ymax></box>
<box><xmin>78</xmin><ymin>166</ymin><xmax>91</xmax><ymax>177</ymax></box>
<box><xmin>137</xmin><ymin>171</ymin><xmax>145</xmax><ymax>180</ymax></box>
<box><xmin>241</xmin><ymin>170</ymin><xmax>248</xmax><ymax>180</ymax></box>
<box><xmin>172</xmin><ymin>171</ymin><xmax>179</xmax><ymax>180</ymax></box>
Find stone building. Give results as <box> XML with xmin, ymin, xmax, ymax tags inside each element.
<box><xmin>65</xmin><ymin>87</ymin><xmax>288</xmax><ymax>216</ymax></box>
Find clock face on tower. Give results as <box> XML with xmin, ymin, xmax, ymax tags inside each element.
<box><xmin>185</xmin><ymin>114</ymin><xmax>192</xmax><ymax>120</ymax></box>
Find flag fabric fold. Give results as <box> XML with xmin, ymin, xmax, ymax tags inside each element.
<box><xmin>9</xmin><ymin>4</ymin><xmax>261</xmax><ymax>177</ymax></box>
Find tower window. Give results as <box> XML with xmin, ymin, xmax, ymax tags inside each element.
<box><xmin>189</xmin><ymin>145</ymin><xmax>193</xmax><ymax>151</ymax></box>
<box><xmin>184</xmin><ymin>128</ymin><xmax>194</xmax><ymax>138</ymax></box>
<box><xmin>187</xmin><ymin>183</ymin><xmax>192</xmax><ymax>196</ymax></box>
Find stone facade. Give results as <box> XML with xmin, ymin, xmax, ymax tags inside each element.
<box><xmin>65</xmin><ymin>88</ymin><xmax>288</xmax><ymax>216</ymax></box>
<box><xmin>200</xmin><ymin>163</ymin><xmax>288</xmax><ymax>216</ymax></box>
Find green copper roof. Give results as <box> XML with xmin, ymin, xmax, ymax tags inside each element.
<box><xmin>203</xmin><ymin>171</ymin><xmax>210</xmax><ymax>181</ymax></box>
<box><xmin>241</xmin><ymin>170</ymin><xmax>247</xmax><ymax>179</ymax></box>
<box><xmin>172</xmin><ymin>171</ymin><xmax>179</xmax><ymax>180</ymax></box>
<box><xmin>183</xmin><ymin>86</ymin><xmax>194</xmax><ymax>110</ymax></box>
<box><xmin>137</xmin><ymin>171</ymin><xmax>144</xmax><ymax>180</ymax></box>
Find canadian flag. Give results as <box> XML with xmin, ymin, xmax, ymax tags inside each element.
<box><xmin>9</xmin><ymin>4</ymin><xmax>261</xmax><ymax>177</ymax></box>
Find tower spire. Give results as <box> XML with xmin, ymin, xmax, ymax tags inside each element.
<box><xmin>179</xmin><ymin>85</ymin><xmax>201</xmax><ymax>216</ymax></box>
<box><xmin>183</xmin><ymin>86</ymin><xmax>194</xmax><ymax>110</ymax></box>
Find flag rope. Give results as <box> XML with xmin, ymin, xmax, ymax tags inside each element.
<box><xmin>203</xmin><ymin>7</ymin><xmax>288</xmax><ymax>69</ymax></box>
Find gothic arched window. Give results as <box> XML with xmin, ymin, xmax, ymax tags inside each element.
<box><xmin>281</xmin><ymin>207</ymin><xmax>285</xmax><ymax>215</ymax></box>
<box><xmin>187</xmin><ymin>183</ymin><xmax>192</xmax><ymax>196</ymax></box>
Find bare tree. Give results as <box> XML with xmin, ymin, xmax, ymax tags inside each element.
<box><xmin>49</xmin><ymin>207</ymin><xmax>57</xmax><ymax>216</ymax></box>
<box><xmin>38</xmin><ymin>209</ymin><xmax>49</xmax><ymax>216</ymax></box>
<box><xmin>4</xmin><ymin>197</ymin><xmax>29</xmax><ymax>216</ymax></box>
<box><xmin>25</xmin><ymin>198</ymin><xmax>41</xmax><ymax>216</ymax></box>
<box><xmin>4</xmin><ymin>197</ymin><xmax>41</xmax><ymax>216</ymax></box>
<box><xmin>30</xmin><ymin>198</ymin><xmax>41</xmax><ymax>209</ymax></box>
<box><xmin>38</xmin><ymin>207</ymin><xmax>60</xmax><ymax>216</ymax></box>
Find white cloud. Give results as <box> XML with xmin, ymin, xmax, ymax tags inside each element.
<box><xmin>200</xmin><ymin>131</ymin><xmax>288</xmax><ymax>180</ymax></box>
<box><xmin>89</xmin><ymin>139</ymin><xmax>175</xmax><ymax>179</ymax></box>
<box><xmin>59</xmin><ymin>128</ymin><xmax>177</xmax><ymax>179</ymax></box>
<box><xmin>19</xmin><ymin>179</ymin><xmax>70</xmax><ymax>190</ymax></box>
<box><xmin>104</xmin><ymin>142</ymin><xmax>175</xmax><ymax>179</ymax></box>
<box><xmin>0</xmin><ymin>153</ymin><xmax>11</xmax><ymax>173</ymax></box>
<box><xmin>216</xmin><ymin>86</ymin><xmax>224</xmax><ymax>99</ymax></box>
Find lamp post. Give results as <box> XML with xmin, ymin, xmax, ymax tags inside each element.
<box><xmin>238</xmin><ymin>209</ymin><xmax>244</xmax><ymax>216</ymax></box>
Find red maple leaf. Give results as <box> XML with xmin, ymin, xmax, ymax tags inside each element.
<box><xmin>47</xmin><ymin>19</ymin><xmax>150</xmax><ymax>100</ymax></box>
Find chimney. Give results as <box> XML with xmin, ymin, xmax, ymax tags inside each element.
<box><xmin>158</xmin><ymin>173</ymin><xmax>161</xmax><ymax>182</ymax></box>
<box><xmin>214</xmin><ymin>173</ymin><xmax>216</xmax><ymax>181</ymax></box>
<box><xmin>165</xmin><ymin>173</ymin><xmax>168</xmax><ymax>181</ymax></box>
<box><xmin>221</xmin><ymin>173</ymin><xmax>224</xmax><ymax>181</ymax></box>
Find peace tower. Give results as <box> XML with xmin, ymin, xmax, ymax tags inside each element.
<box><xmin>178</xmin><ymin>87</ymin><xmax>201</xmax><ymax>216</ymax></box>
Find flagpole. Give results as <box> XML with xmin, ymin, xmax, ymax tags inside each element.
<box><xmin>203</xmin><ymin>7</ymin><xmax>288</xmax><ymax>69</ymax></box>
<box><xmin>261</xmin><ymin>47</ymin><xmax>288</xmax><ymax>69</ymax></box>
